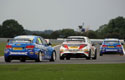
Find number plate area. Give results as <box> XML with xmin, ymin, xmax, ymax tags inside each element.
<box><xmin>68</xmin><ymin>49</ymin><xmax>80</xmax><ymax>53</ymax></box>
<box><xmin>106</xmin><ymin>49</ymin><xmax>117</xmax><ymax>51</ymax></box>
<box><xmin>10</xmin><ymin>52</ymin><xmax>27</xmax><ymax>55</ymax></box>
<box><xmin>69</xmin><ymin>46</ymin><xmax>79</xmax><ymax>49</ymax></box>
<box><xmin>108</xmin><ymin>46</ymin><xmax>114</xmax><ymax>48</ymax></box>
<box><xmin>13</xmin><ymin>47</ymin><xmax>23</xmax><ymax>50</ymax></box>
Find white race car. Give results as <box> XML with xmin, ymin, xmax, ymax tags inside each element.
<box><xmin>60</xmin><ymin>36</ymin><xmax>97</xmax><ymax>60</ymax></box>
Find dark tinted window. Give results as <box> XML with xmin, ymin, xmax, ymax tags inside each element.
<box><xmin>104</xmin><ymin>41</ymin><xmax>119</xmax><ymax>44</ymax></box>
<box><xmin>36</xmin><ymin>38</ymin><xmax>43</xmax><ymax>44</ymax></box>
<box><xmin>66</xmin><ymin>39</ymin><xmax>85</xmax><ymax>42</ymax></box>
<box><xmin>40</xmin><ymin>37</ymin><xmax>47</xmax><ymax>45</ymax></box>
<box><xmin>9</xmin><ymin>39</ymin><xmax>32</xmax><ymax>43</ymax></box>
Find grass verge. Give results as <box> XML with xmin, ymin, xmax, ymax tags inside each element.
<box><xmin>0</xmin><ymin>42</ymin><xmax>6</xmax><ymax>56</ymax></box>
<box><xmin>0</xmin><ymin>64</ymin><xmax>125</xmax><ymax>80</ymax></box>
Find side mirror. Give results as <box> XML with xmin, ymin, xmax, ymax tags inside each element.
<box><xmin>45</xmin><ymin>39</ymin><xmax>49</xmax><ymax>44</ymax></box>
<box><xmin>47</xmin><ymin>42</ymin><xmax>52</xmax><ymax>46</ymax></box>
<box><xmin>45</xmin><ymin>39</ymin><xmax>52</xmax><ymax>46</ymax></box>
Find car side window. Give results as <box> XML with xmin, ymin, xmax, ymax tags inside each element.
<box><xmin>36</xmin><ymin>39</ymin><xmax>39</xmax><ymax>44</ymax></box>
<box><xmin>36</xmin><ymin>38</ymin><xmax>43</xmax><ymax>44</ymax></box>
<box><xmin>89</xmin><ymin>39</ymin><xmax>91</xmax><ymax>44</ymax></box>
<box><xmin>40</xmin><ymin>37</ymin><xmax>47</xmax><ymax>45</ymax></box>
<box><xmin>87</xmin><ymin>38</ymin><xmax>91</xmax><ymax>44</ymax></box>
<box><xmin>86</xmin><ymin>38</ymin><xmax>89</xmax><ymax>43</ymax></box>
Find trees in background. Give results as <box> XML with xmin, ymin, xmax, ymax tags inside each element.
<box><xmin>86</xmin><ymin>30</ymin><xmax>97</xmax><ymax>39</ymax></box>
<box><xmin>0</xmin><ymin>25</ymin><xmax>2</xmax><ymax>37</ymax></box>
<box><xmin>0</xmin><ymin>19</ymin><xmax>25</xmax><ymax>38</ymax></box>
<box><xmin>50</xmin><ymin>29</ymin><xmax>76</xmax><ymax>39</ymax></box>
<box><xmin>0</xmin><ymin>16</ymin><xmax>125</xmax><ymax>39</ymax></box>
<box><xmin>96</xmin><ymin>16</ymin><xmax>125</xmax><ymax>39</ymax></box>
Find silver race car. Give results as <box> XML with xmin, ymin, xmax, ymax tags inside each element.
<box><xmin>60</xmin><ymin>36</ymin><xmax>97</xmax><ymax>60</ymax></box>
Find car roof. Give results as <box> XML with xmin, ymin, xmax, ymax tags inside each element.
<box><xmin>104</xmin><ymin>38</ymin><xmax>119</xmax><ymax>41</ymax></box>
<box><xmin>67</xmin><ymin>36</ymin><xmax>87</xmax><ymax>39</ymax></box>
<box><xmin>14</xmin><ymin>35</ymin><xmax>38</xmax><ymax>40</ymax></box>
<box><xmin>62</xmin><ymin>41</ymin><xmax>85</xmax><ymax>44</ymax></box>
<box><xmin>66</xmin><ymin>36</ymin><xmax>89</xmax><ymax>43</ymax></box>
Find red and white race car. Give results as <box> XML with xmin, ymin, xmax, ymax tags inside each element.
<box><xmin>60</xmin><ymin>36</ymin><xmax>97</xmax><ymax>60</ymax></box>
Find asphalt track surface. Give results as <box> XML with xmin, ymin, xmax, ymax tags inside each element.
<box><xmin>0</xmin><ymin>44</ymin><xmax>125</xmax><ymax>64</ymax></box>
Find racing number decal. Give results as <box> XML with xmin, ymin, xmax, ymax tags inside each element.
<box><xmin>38</xmin><ymin>38</ymin><xmax>42</xmax><ymax>44</ymax></box>
<box><xmin>35</xmin><ymin>38</ymin><xmax>48</xmax><ymax>50</ymax></box>
<box><xmin>35</xmin><ymin>38</ymin><xmax>43</xmax><ymax>49</ymax></box>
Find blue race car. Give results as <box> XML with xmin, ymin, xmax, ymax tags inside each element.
<box><xmin>4</xmin><ymin>35</ymin><xmax>56</xmax><ymax>62</ymax></box>
<box><xmin>100</xmin><ymin>38</ymin><xmax>124</xmax><ymax>56</ymax></box>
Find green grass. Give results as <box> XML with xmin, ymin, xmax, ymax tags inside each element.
<box><xmin>0</xmin><ymin>42</ymin><xmax>6</xmax><ymax>56</ymax></box>
<box><xmin>0</xmin><ymin>64</ymin><xmax>125</xmax><ymax>80</ymax></box>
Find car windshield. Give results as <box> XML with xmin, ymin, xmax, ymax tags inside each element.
<box><xmin>9</xmin><ymin>38</ymin><xmax>32</xmax><ymax>43</ymax></box>
<box><xmin>66</xmin><ymin>38</ymin><xmax>85</xmax><ymax>42</ymax></box>
<box><xmin>104</xmin><ymin>41</ymin><xmax>119</xmax><ymax>44</ymax></box>
<box><xmin>66</xmin><ymin>44</ymin><xmax>81</xmax><ymax>46</ymax></box>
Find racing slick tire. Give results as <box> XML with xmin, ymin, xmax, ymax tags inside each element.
<box><xmin>92</xmin><ymin>49</ymin><xmax>97</xmax><ymax>60</ymax></box>
<box><xmin>100</xmin><ymin>53</ymin><xmax>103</xmax><ymax>56</ymax></box>
<box><xmin>86</xmin><ymin>50</ymin><xmax>91</xmax><ymax>60</ymax></box>
<box><xmin>66</xmin><ymin>57</ymin><xmax>70</xmax><ymax>60</ymax></box>
<box><xmin>5</xmin><ymin>57</ymin><xmax>11</xmax><ymax>62</ymax></box>
<box><xmin>60</xmin><ymin>56</ymin><xmax>64</xmax><ymax>60</ymax></box>
<box><xmin>120</xmin><ymin>52</ymin><xmax>124</xmax><ymax>56</ymax></box>
<box><xmin>50</xmin><ymin>51</ymin><xmax>56</xmax><ymax>62</ymax></box>
<box><xmin>35</xmin><ymin>52</ymin><xmax>42</xmax><ymax>62</ymax></box>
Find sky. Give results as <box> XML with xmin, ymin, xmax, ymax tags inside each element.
<box><xmin>0</xmin><ymin>0</ymin><xmax>125</xmax><ymax>31</ymax></box>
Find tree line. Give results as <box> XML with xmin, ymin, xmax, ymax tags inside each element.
<box><xmin>0</xmin><ymin>16</ymin><xmax>125</xmax><ymax>39</ymax></box>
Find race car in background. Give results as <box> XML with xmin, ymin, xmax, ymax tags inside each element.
<box><xmin>4</xmin><ymin>35</ymin><xmax>56</xmax><ymax>62</ymax></box>
<box><xmin>100</xmin><ymin>38</ymin><xmax>124</xmax><ymax>56</ymax></box>
<box><xmin>59</xmin><ymin>36</ymin><xmax>97</xmax><ymax>60</ymax></box>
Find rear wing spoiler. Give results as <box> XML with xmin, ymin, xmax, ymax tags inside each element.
<box><xmin>8</xmin><ymin>38</ymin><xmax>32</xmax><ymax>43</ymax></box>
<box><xmin>65</xmin><ymin>38</ymin><xmax>85</xmax><ymax>42</ymax></box>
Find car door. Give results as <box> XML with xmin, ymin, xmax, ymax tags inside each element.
<box><xmin>40</xmin><ymin>37</ymin><xmax>51</xmax><ymax>59</ymax></box>
<box><xmin>35</xmin><ymin>37</ymin><xmax>47</xmax><ymax>58</ymax></box>
<box><xmin>88</xmin><ymin>38</ymin><xmax>95</xmax><ymax>55</ymax></box>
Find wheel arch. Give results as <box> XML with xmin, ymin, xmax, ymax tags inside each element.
<box><xmin>52</xmin><ymin>50</ymin><xmax>56</xmax><ymax>55</ymax></box>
